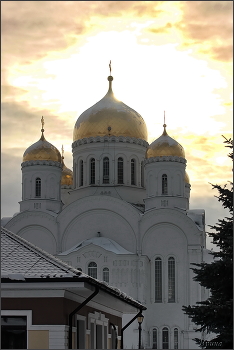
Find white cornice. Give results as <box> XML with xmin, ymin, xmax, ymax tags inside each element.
<box><xmin>72</xmin><ymin>135</ymin><xmax>149</xmax><ymax>149</ymax></box>
<box><xmin>144</xmin><ymin>156</ymin><xmax>186</xmax><ymax>164</ymax></box>
<box><xmin>21</xmin><ymin>160</ymin><xmax>63</xmax><ymax>168</ymax></box>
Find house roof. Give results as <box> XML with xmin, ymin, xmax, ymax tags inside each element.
<box><xmin>1</xmin><ymin>227</ymin><xmax>146</xmax><ymax>311</ymax></box>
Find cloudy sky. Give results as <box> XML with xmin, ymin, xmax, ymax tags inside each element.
<box><xmin>1</xmin><ymin>1</ymin><xmax>232</xmax><ymax>248</ymax></box>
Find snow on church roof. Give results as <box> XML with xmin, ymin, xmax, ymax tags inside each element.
<box><xmin>59</xmin><ymin>236</ymin><xmax>134</xmax><ymax>256</ymax></box>
<box><xmin>1</xmin><ymin>227</ymin><xmax>146</xmax><ymax>310</ymax></box>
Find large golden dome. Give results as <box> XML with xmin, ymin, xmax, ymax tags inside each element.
<box><xmin>73</xmin><ymin>76</ymin><xmax>148</xmax><ymax>141</ymax></box>
<box><xmin>146</xmin><ymin>124</ymin><xmax>185</xmax><ymax>159</ymax></box>
<box><xmin>23</xmin><ymin>118</ymin><xmax>62</xmax><ymax>163</ymax></box>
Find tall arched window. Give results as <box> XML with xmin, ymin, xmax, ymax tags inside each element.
<box><xmin>103</xmin><ymin>157</ymin><xmax>109</xmax><ymax>184</ymax></box>
<box><xmin>131</xmin><ymin>159</ymin><xmax>136</xmax><ymax>185</ymax></box>
<box><xmin>174</xmin><ymin>328</ymin><xmax>178</xmax><ymax>349</ymax></box>
<box><xmin>80</xmin><ymin>160</ymin><xmax>84</xmax><ymax>186</ymax></box>
<box><xmin>88</xmin><ymin>262</ymin><xmax>97</xmax><ymax>279</ymax></box>
<box><xmin>117</xmin><ymin>157</ymin><xmax>124</xmax><ymax>184</ymax></box>
<box><xmin>152</xmin><ymin>328</ymin><xmax>157</xmax><ymax>349</ymax></box>
<box><xmin>155</xmin><ymin>258</ymin><xmax>162</xmax><ymax>302</ymax></box>
<box><xmin>103</xmin><ymin>267</ymin><xmax>109</xmax><ymax>283</ymax></box>
<box><xmin>35</xmin><ymin>177</ymin><xmax>41</xmax><ymax>197</ymax></box>
<box><xmin>90</xmin><ymin>158</ymin><xmax>95</xmax><ymax>185</ymax></box>
<box><xmin>141</xmin><ymin>161</ymin><xmax>144</xmax><ymax>187</ymax></box>
<box><xmin>162</xmin><ymin>174</ymin><xmax>168</xmax><ymax>194</ymax></box>
<box><xmin>162</xmin><ymin>327</ymin><xmax>169</xmax><ymax>349</ymax></box>
<box><xmin>168</xmin><ymin>257</ymin><xmax>175</xmax><ymax>302</ymax></box>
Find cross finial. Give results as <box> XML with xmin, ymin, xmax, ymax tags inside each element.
<box><xmin>163</xmin><ymin>111</ymin><xmax>167</xmax><ymax>135</ymax></box>
<box><xmin>61</xmin><ymin>145</ymin><xmax>64</xmax><ymax>159</ymax></box>
<box><xmin>40</xmin><ymin>116</ymin><xmax>45</xmax><ymax>139</ymax></box>
<box><xmin>41</xmin><ymin>116</ymin><xmax>44</xmax><ymax>131</ymax></box>
<box><xmin>109</xmin><ymin>60</ymin><xmax>112</xmax><ymax>76</ymax></box>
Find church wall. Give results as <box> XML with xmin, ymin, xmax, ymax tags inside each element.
<box><xmin>61</xmin><ymin>209</ymin><xmax>137</xmax><ymax>253</ymax></box>
<box><xmin>58</xmin><ymin>196</ymin><xmax>140</xmax><ymax>253</ymax></box>
<box><xmin>4</xmin><ymin>211</ymin><xmax>58</xmax><ymax>254</ymax></box>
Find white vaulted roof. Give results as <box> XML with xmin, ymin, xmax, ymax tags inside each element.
<box><xmin>59</xmin><ymin>236</ymin><xmax>134</xmax><ymax>256</ymax></box>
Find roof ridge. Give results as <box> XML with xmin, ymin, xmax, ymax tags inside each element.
<box><xmin>1</xmin><ymin>226</ymin><xmax>81</xmax><ymax>276</ymax></box>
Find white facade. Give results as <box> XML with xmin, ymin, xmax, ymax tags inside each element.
<box><xmin>2</xmin><ymin>75</ymin><xmax>209</xmax><ymax>349</ymax></box>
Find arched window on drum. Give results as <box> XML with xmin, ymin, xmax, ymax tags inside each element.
<box><xmin>162</xmin><ymin>174</ymin><xmax>168</xmax><ymax>195</ymax></box>
<box><xmin>35</xmin><ymin>177</ymin><xmax>41</xmax><ymax>197</ymax></box>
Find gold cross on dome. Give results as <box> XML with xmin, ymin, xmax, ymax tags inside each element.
<box><xmin>61</xmin><ymin>145</ymin><xmax>64</xmax><ymax>158</ymax></box>
<box><xmin>41</xmin><ymin>116</ymin><xmax>45</xmax><ymax>130</ymax></box>
<box><xmin>109</xmin><ymin>60</ymin><xmax>112</xmax><ymax>75</ymax></box>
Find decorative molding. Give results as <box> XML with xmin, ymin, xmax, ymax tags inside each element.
<box><xmin>21</xmin><ymin>160</ymin><xmax>63</xmax><ymax>168</ymax></box>
<box><xmin>83</xmin><ymin>251</ymin><xmax>102</xmax><ymax>258</ymax></box>
<box><xmin>144</xmin><ymin>156</ymin><xmax>186</xmax><ymax>165</ymax></box>
<box><xmin>72</xmin><ymin>136</ymin><xmax>149</xmax><ymax>149</ymax></box>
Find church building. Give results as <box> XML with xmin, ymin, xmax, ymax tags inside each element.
<box><xmin>2</xmin><ymin>70</ymin><xmax>209</xmax><ymax>349</ymax></box>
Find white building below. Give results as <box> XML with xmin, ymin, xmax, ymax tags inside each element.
<box><xmin>2</xmin><ymin>72</ymin><xmax>210</xmax><ymax>349</ymax></box>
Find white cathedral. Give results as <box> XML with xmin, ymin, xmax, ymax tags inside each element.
<box><xmin>2</xmin><ymin>72</ymin><xmax>210</xmax><ymax>349</ymax></box>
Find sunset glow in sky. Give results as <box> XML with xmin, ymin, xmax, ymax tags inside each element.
<box><xmin>1</xmin><ymin>1</ymin><xmax>233</xmax><ymax>248</ymax></box>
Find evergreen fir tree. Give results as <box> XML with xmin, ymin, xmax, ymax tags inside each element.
<box><xmin>183</xmin><ymin>137</ymin><xmax>233</xmax><ymax>349</ymax></box>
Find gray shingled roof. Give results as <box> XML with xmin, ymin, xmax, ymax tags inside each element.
<box><xmin>1</xmin><ymin>227</ymin><xmax>81</xmax><ymax>279</ymax></box>
<box><xmin>1</xmin><ymin>227</ymin><xmax>146</xmax><ymax>311</ymax></box>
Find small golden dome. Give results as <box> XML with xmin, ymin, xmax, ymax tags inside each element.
<box><xmin>146</xmin><ymin>124</ymin><xmax>185</xmax><ymax>159</ymax></box>
<box><xmin>61</xmin><ymin>148</ymin><xmax>73</xmax><ymax>186</ymax></box>
<box><xmin>23</xmin><ymin>117</ymin><xmax>62</xmax><ymax>163</ymax></box>
<box><xmin>73</xmin><ymin>76</ymin><xmax>148</xmax><ymax>141</ymax></box>
<box><xmin>184</xmin><ymin>171</ymin><xmax>190</xmax><ymax>184</ymax></box>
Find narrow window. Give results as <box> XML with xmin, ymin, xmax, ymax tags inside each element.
<box><xmin>141</xmin><ymin>161</ymin><xmax>144</xmax><ymax>187</ymax></box>
<box><xmin>88</xmin><ymin>262</ymin><xmax>97</xmax><ymax>279</ymax></box>
<box><xmin>174</xmin><ymin>328</ymin><xmax>179</xmax><ymax>349</ymax></box>
<box><xmin>162</xmin><ymin>174</ymin><xmax>168</xmax><ymax>194</ymax></box>
<box><xmin>90</xmin><ymin>158</ymin><xmax>95</xmax><ymax>185</ymax></box>
<box><xmin>117</xmin><ymin>157</ymin><xmax>124</xmax><ymax>184</ymax></box>
<box><xmin>80</xmin><ymin>160</ymin><xmax>83</xmax><ymax>186</ymax></box>
<box><xmin>162</xmin><ymin>327</ymin><xmax>169</xmax><ymax>349</ymax></box>
<box><xmin>168</xmin><ymin>257</ymin><xmax>175</xmax><ymax>302</ymax></box>
<box><xmin>103</xmin><ymin>157</ymin><xmax>109</xmax><ymax>184</ymax></box>
<box><xmin>35</xmin><ymin>177</ymin><xmax>41</xmax><ymax>197</ymax></box>
<box><xmin>103</xmin><ymin>267</ymin><xmax>109</xmax><ymax>283</ymax></box>
<box><xmin>155</xmin><ymin>258</ymin><xmax>162</xmax><ymax>302</ymax></box>
<box><xmin>152</xmin><ymin>328</ymin><xmax>157</xmax><ymax>349</ymax></box>
<box><xmin>131</xmin><ymin>159</ymin><xmax>136</xmax><ymax>185</ymax></box>
<box><xmin>1</xmin><ymin>316</ymin><xmax>27</xmax><ymax>349</ymax></box>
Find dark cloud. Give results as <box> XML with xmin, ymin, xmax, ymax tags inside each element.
<box><xmin>146</xmin><ymin>1</ymin><xmax>232</xmax><ymax>62</ymax></box>
<box><xmin>178</xmin><ymin>1</ymin><xmax>233</xmax><ymax>62</ymax></box>
<box><xmin>1</xmin><ymin>1</ymin><xmax>162</xmax><ymax>67</ymax></box>
<box><xmin>1</xmin><ymin>100</ymin><xmax>73</xmax><ymax>151</ymax></box>
<box><xmin>1</xmin><ymin>152</ymin><xmax>22</xmax><ymax>218</ymax></box>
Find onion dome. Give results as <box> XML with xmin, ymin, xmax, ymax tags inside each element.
<box><xmin>61</xmin><ymin>146</ymin><xmax>73</xmax><ymax>186</ymax></box>
<box><xmin>146</xmin><ymin>123</ymin><xmax>185</xmax><ymax>159</ymax></box>
<box><xmin>73</xmin><ymin>73</ymin><xmax>148</xmax><ymax>141</ymax></box>
<box><xmin>184</xmin><ymin>171</ymin><xmax>190</xmax><ymax>184</ymax></box>
<box><xmin>23</xmin><ymin>117</ymin><xmax>62</xmax><ymax>163</ymax></box>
